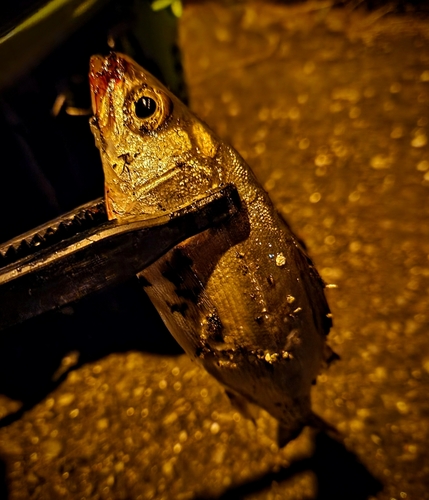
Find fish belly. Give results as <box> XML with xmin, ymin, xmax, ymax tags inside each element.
<box><xmin>138</xmin><ymin>184</ymin><xmax>328</xmax><ymax>432</ymax></box>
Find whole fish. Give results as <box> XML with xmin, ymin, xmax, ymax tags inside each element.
<box><xmin>89</xmin><ymin>52</ymin><xmax>335</xmax><ymax>445</ymax></box>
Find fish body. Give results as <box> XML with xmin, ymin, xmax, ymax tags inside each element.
<box><xmin>89</xmin><ymin>53</ymin><xmax>334</xmax><ymax>444</ymax></box>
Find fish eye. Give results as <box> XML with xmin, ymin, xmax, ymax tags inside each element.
<box><xmin>128</xmin><ymin>87</ymin><xmax>172</xmax><ymax>132</ymax></box>
<box><xmin>134</xmin><ymin>96</ymin><xmax>157</xmax><ymax>118</ymax></box>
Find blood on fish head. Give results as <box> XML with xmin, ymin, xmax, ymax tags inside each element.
<box><xmin>89</xmin><ymin>52</ymin><xmax>223</xmax><ymax>221</ymax></box>
<box><xmin>89</xmin><ymin>53</ymin><xmax>126</xmax><ymax>118</ymax></box>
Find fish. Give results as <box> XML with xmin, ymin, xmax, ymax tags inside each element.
<box><xmin>89</xmin><ymin>52</ymin><xmax>336</xmax><ymax>446</ymax></box>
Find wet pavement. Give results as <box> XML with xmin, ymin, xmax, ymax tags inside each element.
<box><xmin>0</xmin><ymin>1</ymin><xmax>429</xmax><ymax>499</ymax></box>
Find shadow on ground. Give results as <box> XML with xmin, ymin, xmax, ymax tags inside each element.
<box><xmin>0</xmin><ymin>278</ymin><xmax>182</xmax><ymax>430</ymax></box>
<box><xmin>196</xmin><ymin>431</ymin><xmax>382</xmax><ymax>500</ymax></box>
<box><xmin>0</xmin><ymin>276</ymin><xmax>382</xmax><ymax>500</ymax></box>
<box><xmin>0</xmin><ymin>460</ymin><xmax>6</xmax><ymax>500</ymax></box>
<box><xmin>0</xmin><ymin>278</ymin><xmax>183</xmax><ymax>499</ymax></box>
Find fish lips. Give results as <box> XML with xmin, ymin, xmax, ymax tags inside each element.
<box><xmin>89</xmin><ymin>53</ymin><xmax>131</xmax><ymax>117</ymax></box>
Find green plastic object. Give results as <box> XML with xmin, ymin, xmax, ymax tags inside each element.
<box><xmin>0</xmin><ymin>0</ymin><xmax>112</xmax><ymax>90</ymax></box>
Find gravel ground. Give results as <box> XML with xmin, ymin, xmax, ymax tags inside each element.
<box><xmin>0</xmin><ymin>2</ymin><xmax>428</xmax><ymax>499</ymax></box>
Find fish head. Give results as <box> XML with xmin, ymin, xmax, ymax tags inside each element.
<box><xmin>89</xmin><ymin>52</ymin><xmax>223</xmax><ymax>220</ymax></box>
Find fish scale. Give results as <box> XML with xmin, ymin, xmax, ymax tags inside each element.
<box><xmin>89</xmin><ymin>52</ymin><xmax>335</xmax><ymax>446</ymax></box>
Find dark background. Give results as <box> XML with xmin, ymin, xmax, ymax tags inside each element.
<box><xmin>0</xmin><ymin>0</ymin><xmax>185</xmax><ymax>430</ymax></box>
<box><xmin>0</xmin><ymin>1</ymin><xmax>427</xmax><ymax>498</ymax></box>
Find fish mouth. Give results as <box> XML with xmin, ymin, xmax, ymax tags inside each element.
<box><xmin>89</xmin><ymin>53</ymin><xmax>131</xmax><ymax>116</ymax></box>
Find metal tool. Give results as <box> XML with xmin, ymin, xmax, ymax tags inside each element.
<box><xmin>0</xmin><ymin>184</ymin><xmax>240</xmax><ymax>330</ymax></box>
